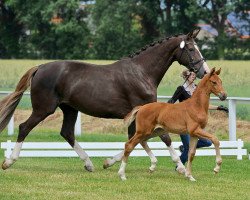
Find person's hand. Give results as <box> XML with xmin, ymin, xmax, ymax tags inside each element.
<box><xmin>217</xmin><ymin>105</ymin><xmax>229</xmax><ymax>113</ymax></box>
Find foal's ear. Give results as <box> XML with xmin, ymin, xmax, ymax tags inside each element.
<box><xmin>187</xmin><ymin>28</ymin><xmax>201</xmax><ymax>39</ymax></box>
<box><xmin>215</xmin><ymin>68</ymin><xmax>221</xmax><ymax>75</ymax></box>
<box><xmin>209</xmin><ymin>67</ymin><xmax>216</xmax><ymax>77</ymax></box>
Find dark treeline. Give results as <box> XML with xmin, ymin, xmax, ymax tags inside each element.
<box><xmin>0</xmin><ymin>0</ymin><xmax>249</xmax><ymax>60</ymax></box>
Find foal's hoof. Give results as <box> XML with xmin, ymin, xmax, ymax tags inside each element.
<box><xmin>84</xmin><ymin>165</ymin><xmax>94</xmax><ymax>172</ymax></box>
<box><xmin>2</xmin><ymin>159</ymin><xmax>12</xmax><ymax>170</ymax></box>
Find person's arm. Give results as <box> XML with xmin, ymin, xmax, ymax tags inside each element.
<box><xmin>168</xmin><ymin>86</ymin><xmax>182</xmax><ymax>104</ymax></box>
<box><xmin>209</xmin><ymin>105</ymin><xmax>229</xmax><ymax>113</ymax></box>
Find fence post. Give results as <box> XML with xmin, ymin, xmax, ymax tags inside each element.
<box><xmin>7</xmin><ymin>116</ymin><xmax>14</xmax><ymax>136</ymax></box>
<box><xmin>74</xmin><ymin>112</ymin><xmax>81</xmax><ymax>136</ymax></box>
<box><xmin>228</xmin><ymin>99</ymin><xmax>236</xmax><ymax>141</ymax></box>
<box><xmin>6</xmin><ymin>140</ymin><xmax>12</xmax><ymax>158</ymax></box>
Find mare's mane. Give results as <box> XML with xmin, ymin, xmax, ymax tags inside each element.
<box><xmin>127</xmin><ymin>33</ymin><xmax>184</xmax><ymax>58</ymax></box>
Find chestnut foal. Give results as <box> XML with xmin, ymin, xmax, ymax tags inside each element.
<box><xmin>118</xmin><ymin>68</ymin><xmax>227</xmax><ymax>181</ymax></box>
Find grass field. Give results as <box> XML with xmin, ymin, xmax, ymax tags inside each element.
<box><xmin>0</xmin><ymin>140</ymin><xmax>249</xmax><ymax>200</ymax></box>
<box><xmin>0</xmin><ymin>60</ymin><xmax>249</xmax><ymax>200</ymax></box>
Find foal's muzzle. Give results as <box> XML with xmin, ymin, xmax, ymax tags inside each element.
<box><xmin>218</xmin><ymin>92</ymin><xmax>227</xmax><ymax>101</ymax></box>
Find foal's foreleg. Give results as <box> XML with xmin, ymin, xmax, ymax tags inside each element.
<box><xmin>194</xmin><ymin>129</ymin><xmax>222</xmax><ymax>174</ymax></box>
<box><xmin>185</xmin><ymin>136</ymin><xmax>198</xmax><ymax>181</ymax></box>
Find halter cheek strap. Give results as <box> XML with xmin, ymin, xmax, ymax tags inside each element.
<box><xmin>179</xmin><ymin>41</ymin><xmax>206</xmax><ymax>74</ymax></box>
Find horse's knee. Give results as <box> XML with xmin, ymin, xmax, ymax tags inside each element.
<box><xmin>60</xmin><ymin>131</ymin><xmax>75</xmax><ymax>146</ymax></box>
<box><xmin>213</xmin><ymin>139</ymin><xmax>220</xmax><ymax>147</ymax></box>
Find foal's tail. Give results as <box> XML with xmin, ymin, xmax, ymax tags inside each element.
<box><xmin>0</xmin><ymin>66</ymin><xmax>39</xmax><ymax>133</ymax></box>
<box><xmin>124</xmin><ymin>106</ymin><xmax>141</xmax><ymax>126</ymax></box>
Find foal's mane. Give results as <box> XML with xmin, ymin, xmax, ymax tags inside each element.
<box><xmin>127</xmin><ymin>33</ymin><xmax>184</xmax><ymax>58</ymax></box>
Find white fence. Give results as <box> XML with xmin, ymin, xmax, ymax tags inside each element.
<box><xmin>1</xmin><ymin>91</ymin><xmax>250</xmax><ymax>141</ymax></box>
<box><xmin>1</xmin><ymin>139</ymin><xmax>247</xmax><ymax>160</ymax></box>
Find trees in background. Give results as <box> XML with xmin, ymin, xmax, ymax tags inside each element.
<box><xmin>0</xmin><ymin>0</ymin><xmax>249</xmax><ymax>59</ymax></box>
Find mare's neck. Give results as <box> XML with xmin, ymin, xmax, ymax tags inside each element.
<box><xmin>130</xmin><ymin>38</ymin><xmax>181</xmax><ymax>86</ymax></box>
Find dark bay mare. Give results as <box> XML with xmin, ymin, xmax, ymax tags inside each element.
<box><xmin>0</xmin><ymin>28</ymin><xmax>210</xmax><ymax>172</ymax></box>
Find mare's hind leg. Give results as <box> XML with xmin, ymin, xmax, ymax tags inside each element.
<box><xmin>103</xmin><ymin>120</ymin><xmax>158</xmax><ymax>170</ymax></box>
<box><xmin>2</xmin><ymin>110</ymin><xmax>53</xmax><ymax>170</ymax></box>
<box><xmin>140</xmin><ymin>140</ymin><xmax>157</xmax><ymax>172</ymax></box>
<box><xmin>103</xmin><ymin>120</ymin><xmax>135</xmax><ymax>169</ymax></box>
<box><xmin>59</xmin><ymin>104</ymin><xmax>94</xmax><ymax>172</ymax></box>
<box><xmin>159</xmin><ymin>133</ymin><xmax>185</xmax><ymax>174</ymax></box>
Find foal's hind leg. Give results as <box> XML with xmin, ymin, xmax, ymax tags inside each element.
<box><xmin>2</xmin><ymin>110</ymin><xmax>52</xmax><ymax>170</ymax></box>
<box><xmin>159</xmin><ymin>133</ymin><xmax>185</xmax><ymax>174</ymax></box>
<box><xmin>59</xmin><ymin>104</ymin><xmax>94</xmax><ymax>172</ymax></box>
<box><xmin>103</xmin><ymin>120</ymin><xmax>135</xmax><ymax>169</ymax></box>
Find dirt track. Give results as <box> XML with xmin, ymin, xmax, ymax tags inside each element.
<box><xmin>13</xmin><ymin>109</ymin><xmax>250</xmax><ymax>142</ymax></box>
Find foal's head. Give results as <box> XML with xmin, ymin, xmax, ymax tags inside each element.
<box><xmin>206</xmin><ymin>68</ymin><xmax>227</xmax><ymax>101</ymax></box>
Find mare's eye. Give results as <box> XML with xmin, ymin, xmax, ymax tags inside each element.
<box><xmin>189</xmin><ymin>48</ymin><xmax>194</xmax><ymax>51</ymax></box>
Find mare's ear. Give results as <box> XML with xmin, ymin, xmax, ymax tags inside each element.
<box><xmin>209</xmin><ymin>67</ymin><xmax>216</xmax><ymax>77</ymax></box>
<box><xmin>215</xmin><ymin>68</ymin><xmax>221</xmax><ymax>75</ymax></box>
<box><xmin>187</xmin><ymin>28</ymin><xmax>201</xmax><ymax>39</ymax></box>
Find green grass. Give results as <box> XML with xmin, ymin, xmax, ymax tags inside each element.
<box><xmin>0</xmin><ymin>132</ymin><xmax>249</xmax><ymax>200</ymax></box>
<box><xmin>0</xmin><ymin>147</ymin><xmax>249</xmax><ymax>200</ymax></box>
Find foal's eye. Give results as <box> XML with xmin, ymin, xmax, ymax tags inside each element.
<box><xmin>189</xmin><ymin>48</ymin><xmax>194</xmax><ymax>51</ymax></box>
<box><xmin>211</xmin><ymin>81</ymin><xmax>217</xmax><ymax>85</ymax></box>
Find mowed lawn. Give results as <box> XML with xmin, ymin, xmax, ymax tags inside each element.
<box><xmin>0</xmin><ymin>60</ymin><xmax>250</xmax><ymax>199</ymax></box>
<box><xmin>0</xmin><ymin>150</ymin><xmax>250</xmax><ymax>200</ymax></box>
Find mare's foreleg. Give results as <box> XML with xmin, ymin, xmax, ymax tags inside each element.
<box><xmin>185</xmin><ymin>136</ymin><xmax>198</xmax><ymax>181</ymax></box>
<box><xmin>159</xmin><ymin>133</ymin><xmax>185</xmax><ymax>174</ymax></box>
<box><xmin>140</xmin><ymin>141</ymin><xmax>157</xmax><ymax>172</ymax></box>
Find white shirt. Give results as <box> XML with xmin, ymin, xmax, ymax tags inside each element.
<box><xmin>183</xmin><ymin>82</ymin><xmax>196</xmax><ymax>96</ymax></box>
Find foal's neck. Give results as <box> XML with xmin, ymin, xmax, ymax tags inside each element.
<box><xmin>191</xmin><ymin>80</ymin><xmax>211</xmax><ymax>112</ymax></box>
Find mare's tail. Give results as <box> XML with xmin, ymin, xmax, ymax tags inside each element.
<box><xmin>0</xmin><ymin>66</ymin><xmax>39</xmax><ymax>133</ymax></box>
<box><xmin>124</xmin><ymin>106</ymin><xmax>141</xmax><ymax>126</ymax></box>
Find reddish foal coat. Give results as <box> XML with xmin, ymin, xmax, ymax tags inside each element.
<box><xmin>119</xmin><ymin>68</ymin><xmax>227</xmax><ymax>181</ymax></box>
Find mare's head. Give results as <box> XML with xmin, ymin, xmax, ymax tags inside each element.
<box><xmin>206</xmin><ymin>67</ymin><xmax>227</xmax><ymax>101</ymax></box>
<box><xmin>174</xmin><ymin>28</ymin><xmax>210</xmax><ymax>79</ymax></box>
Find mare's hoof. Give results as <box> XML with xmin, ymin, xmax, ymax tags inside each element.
<box><xmin>176</xmin><ymin>166</ymin><xmax>186</xmax><ymax>175</ymax></box>
<box><xmin>103</xmin><ymin>159</ymin><xmax>112</xmax><ymax>169</ymax></box>
<box><xmin>84</xmin><ymin>165</ymin><xmax>94</xmax><ymax>172</ymax></box>
<box><xmin>189</xmin><ymin>176</ymin><xmax>196</xmax><ymax>182</ymax></box>
<box><xmin>2</xmin><ymin>159</ymin><xmax>12</xmax><ymax>170</ymax></box>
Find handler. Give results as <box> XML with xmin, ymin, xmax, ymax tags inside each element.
<box><xmin>165</xmin><ymin>69</ymin><xmax>228</xmax><ymax>166</ymax></box>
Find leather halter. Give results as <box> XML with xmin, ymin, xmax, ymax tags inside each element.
<box><xmin>179</xmin><ymin>41</ymin><xmax>206</xmax><ymax>74</ymax></box>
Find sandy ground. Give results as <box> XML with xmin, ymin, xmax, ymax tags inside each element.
<box><xmin>12</xmin><ymin>109</ymin><xmax>250</xmax><ymax>142</ymax></box>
